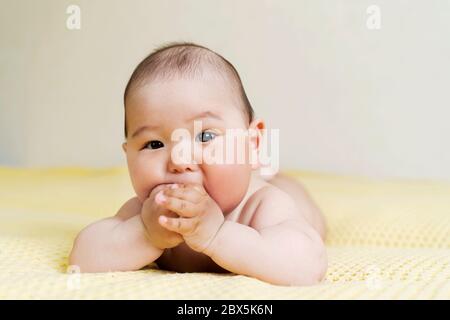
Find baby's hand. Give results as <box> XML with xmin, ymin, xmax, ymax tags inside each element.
<box><xmin>155</xmin><ymin>183</ymin><xmax>225</xmax><ymax>253</ymax></box>
<box><xmin>141</xmin><ymin>184</ymin><xmax>184</xmax><ymax>250</ymax></box>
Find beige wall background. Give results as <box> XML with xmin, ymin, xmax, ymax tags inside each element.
<box><xmin>1</xmin><ymin>0</ymin><xmax>449</xmax><ymax>181</ymax></box>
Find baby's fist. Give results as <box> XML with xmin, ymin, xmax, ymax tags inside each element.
<box><xmin>141</xmin><ymin>184</ymin><xmax>184</xmax><ymax>250</ymax></box>
<box><xmin>155</xmin><ymin>183</ymin><xmax>225</xmax><ymax>253</ymax></box>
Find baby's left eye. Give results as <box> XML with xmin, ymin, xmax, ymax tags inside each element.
<box><xmin>196</xmin><ymin>131</ymin><xmax>217</xmax><ymax>143</ymax></box>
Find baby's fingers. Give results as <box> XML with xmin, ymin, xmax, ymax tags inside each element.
<box><xmin>155</xmin><ymin>190</ymin><xmax>199</xmax><ymax>217</ymax></box>
<box><xmin>164</xmin><ymin>185</ymin><xmax>204</xmax><ymax>204</ymax></box>
<box><xmin>159</xmin><ymin>215</ymin><xmax>198</xmax><ymax>235</ymax></box>
<box><xmin>161</xmin><ymin>196</ymin><xmax>200</xmax><ymax>218</ymax></box>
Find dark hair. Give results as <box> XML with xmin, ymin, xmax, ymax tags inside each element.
<box><xmin>123</xmin><ymin>42</ymin><xmax>254</xmax><ymax>138</ymax></box>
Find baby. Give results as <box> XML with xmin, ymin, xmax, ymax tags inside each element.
<box><xmin>69</xmin><ymin>42</ymin><xmax>327</xmax><ymax>286</ymax></box>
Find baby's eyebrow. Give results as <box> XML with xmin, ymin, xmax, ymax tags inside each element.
<box><xmin>186</xmin><ymin>111</ymin><xmax>223</xmax><ymax>122</ymax></box>
<box><xmin>130</xmin><ymin>124</ymin><xmax>160</xmax><ymax>139</ymax></box>
<box><xmin>130</xmin><ymin>111</ymin><xmax>222</xmax><ymax>139</ymax></box>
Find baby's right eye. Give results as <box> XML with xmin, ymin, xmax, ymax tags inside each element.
<box><xmin>144</xmin><ymin>140</ymin><xmax>164</xmax><ymax>150</ymax></box>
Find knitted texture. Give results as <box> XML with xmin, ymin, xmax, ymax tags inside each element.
<box><xmin>0</xmin><ymin>167</ymin><xmax>448</xmax><ymax>299</ymax></box>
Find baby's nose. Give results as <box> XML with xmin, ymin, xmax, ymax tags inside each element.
<box><xmin>167</xmin><ymin>138</ymin><xmax>200</xmax><ymax>173</ymax></box>
<box><xmin>167</xmin><ymin>159</ymin><xmax>198</xmax><ymax>174</ymax></box>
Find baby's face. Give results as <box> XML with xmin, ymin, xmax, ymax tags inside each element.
<box><xmin>123</xmin><ymin>75</ymin><xmax>259</xmax><ymax>214</ymax></box>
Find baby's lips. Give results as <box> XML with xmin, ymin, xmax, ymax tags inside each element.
<box><xmin>149</xmin><ymin>183</ymin><xmax>176</xmax><ymax>197</ymax></box>
<box><xmin>149</xmin><ymin>183</ymin><xmax>180</xmax><ymax>200</ymax></box>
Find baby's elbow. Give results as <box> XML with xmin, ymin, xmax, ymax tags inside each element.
<box><xmin>68</xmin><ymin>232</ymin><xmax>88</xmax><ymax>272</ymax></box>
<box><xmin>68</xmin><ymin>228</ymin><xmax>102</xmax><ymax>273</ymax></box>
<box><xmin>288</xmin><ymin>241</ymin><xmax>328</xmax><ymax>287</ymax></box>
<box><xmin>311</xmin><ymin>243</ymin><xmax>328</xmax><ymax>284</ymax></box>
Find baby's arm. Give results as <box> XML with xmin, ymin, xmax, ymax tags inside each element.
<box><xmin>68</xmin><ymin>197</ymin><xmax>163</xmax><ymax>272</ymax></box>
<box><xmin>204</xmin><ymin>189</ymin><xmax>327</xmax><ymax>286</ymax></box>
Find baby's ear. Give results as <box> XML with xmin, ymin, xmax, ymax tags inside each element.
<box><xmin>122</xmin><ymin>142</ymin><xmax>127</xmax><ymax>153</ymax></box>
<box><xmin>248</xmin><ymin>118</ymin><xmax>265</xmax><ymax>169</ymax></box>
<box><xmin>248</xmin><ymin>118</ymin><xmax>265</xmax><ymax>150</ymax></box>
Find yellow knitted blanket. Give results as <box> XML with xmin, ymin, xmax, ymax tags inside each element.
<box><xmin>0</xmin><ymin>167</ymin><xmax>448</xmax><ymax>299</ymax></box>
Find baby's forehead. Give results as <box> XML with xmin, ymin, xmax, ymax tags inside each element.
<box><xmin>130</xmin><ymin>72</ymin><xmax>246</xmax><ymax>117</ymax></box>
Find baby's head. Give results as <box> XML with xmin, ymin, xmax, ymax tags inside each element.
<box><xmin>122</xmin><ymin>42</ymin><xmax>265</xmax><ymax>213</ymax></box>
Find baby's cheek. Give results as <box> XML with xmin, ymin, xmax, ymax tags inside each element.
<box><xmin>128</xmin><ymin>154</ymin><xmax>165</xmax><ymax>202</ymax></box>
<box><xmin>127</xmin><ymin>165</ymin><xmax>145</xmax><ymax>200</ymax></box>
<box><xmin>203</xmin><ymin>163</ymin><xmax>251</xmax><ymax>214</ymax></box>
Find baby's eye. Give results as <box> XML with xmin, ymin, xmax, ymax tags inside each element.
<box><xmin>196</xmin><ymin>131</ymin><xmax>217</xmax><ymax>143</ymax></box>
<box><xmin>144</xmin><ymin>140</ymin><xmax>164</xmax><ymax>150</ymax></box>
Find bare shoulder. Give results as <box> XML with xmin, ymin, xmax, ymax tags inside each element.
<box><xmin>267</xmin><ymin>173</ymin><xmax>327</xmax><ymax>239</ymax></box>
<box><xmin>248</xmin><ymin>185</ymin><xmax>304</xmax><ymax>231</ymax></box>
<box><xmin>115</xmin><ymin>196</ymin><xmax>143</xmax><ymax>221</ymax></box>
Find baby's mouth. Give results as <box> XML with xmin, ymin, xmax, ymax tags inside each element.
<box><xmin>148</xmin><ymin>183</ymin><xmax>178</xmax><ymax>198</ymax></box>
